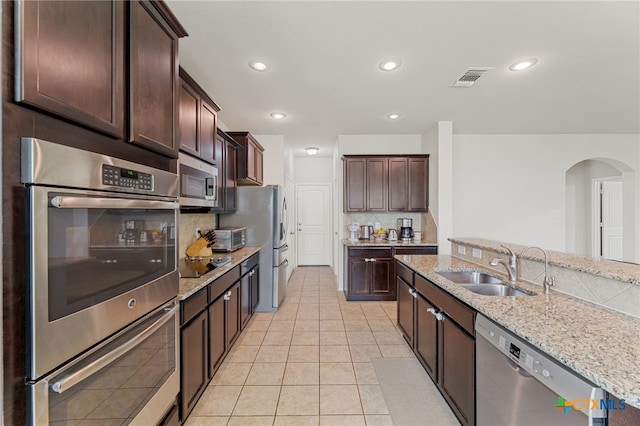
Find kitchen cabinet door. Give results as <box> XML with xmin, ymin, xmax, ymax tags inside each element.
<box><xmin>250</xmin><ymin>266</ymin><xmax>260</xmax><ymax>312</ymax></box>
<box><xmin>347</xmin><ymin>258</ymin><xmax>370</xmax><ymax>297</ymax></box>
<box><xmin>388</xmin><ymin>158</ymin><xmax>408</xmax><ymax>211</ymax></box>
<box><xmin>129</xmin><ymin>0</ymin><xmax>180</xmax><ymax>158</ymax></box>
<box><xmin>396</xmin><ymin>276</ymin><xmax>415</xmax><ymax>346</ymax></box>
<box><xmin>208</xmin><ymin>295</ymin><xmax>226</xmax><ymax>378</ymax></box>
<box><xmin>366</xmin><ymin>158</ymin><xmax>388</xmax><ymax>211</ymax></box>
<box><xmin>224</xmin><ymin>138</ymin><xmax>238</xmax><ymax>212</ymax></box>
<box><xmin>180</xmin><ymin>310</ymin><xmax>208</xmax><ymax>418</ymax></box>
<box><xmin>415</xmin><ymin>294</ymin><xmax>438</xmax><ymax>381</ymax></box>
<box><xmin>178</xmin><ymin>78</ymin><xmax>200</xmax><ymax>157</ymax></box>
<box><xmin>344</xmin><ymin>158</ymin><xmax>366</xmax><ymax>212</ymax></box>
<box><xmin>15</xmin><ymin>0</ymin><xmax>125</xmax><ymax>138</ymax></box>
<box><xmin>370</xmin><ymin>258</ymin><xmax>394</xmax><ymax>296</ymax></box>
<box><xmin>200</xmin><ymin>102</ymin><xmax>217</xmax><ymax>164</ymax></box>
<box><xmin>225</xmin><ymin>282</ymin><xmax>241</xmax><ymax>348</ymax></box>
<box><xmin>439</xmin><ymin>318</ymin><xmax>475</xmax><ymax>426</ymax></box>
<box><xmin>407</xmin><ymin>157</ymin><xmax>429</xmax><ymax>211</ymax></box>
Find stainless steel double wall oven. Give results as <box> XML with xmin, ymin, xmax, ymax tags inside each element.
<box><xmin>22</xmin><ymin>138</ymin><xmax>180</xmax><ymax>424</ymax></box>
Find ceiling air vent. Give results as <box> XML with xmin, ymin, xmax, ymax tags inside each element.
<box><xmin>450</xmin><ymin>67</ymin><xmax>494</xmax><ymax>87</ymax></box>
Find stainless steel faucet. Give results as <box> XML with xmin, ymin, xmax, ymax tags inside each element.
<box><xmin>489</xmin><ymin>245</ymin><xmax>518</xmax><ymax>283</ymax></box>
<box><xmin>519</xmin><ymin>246</ymin><xmax>555</xmax><ymax>294</ymax></box>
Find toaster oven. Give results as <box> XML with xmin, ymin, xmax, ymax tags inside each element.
<box><xmin>212</xmin><ymin>227</ymin><xmax>247</xmax><ymax>252</ymax></box>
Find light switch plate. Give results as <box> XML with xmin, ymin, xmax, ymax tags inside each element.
<box><xmin>457</xmin><ymin>245</ymin><xmax>466</xmax><ymax>255</ymax></box>
<box><xmin>472</xmin><ymin>248</ymin><xmax>482</xmax><ymax>258</ymax></box>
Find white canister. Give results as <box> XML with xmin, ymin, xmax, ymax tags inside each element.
<box><xmin>414</xmin><ymin>231</ymin><xmax>422</xmax><ymax>241</ymax></box>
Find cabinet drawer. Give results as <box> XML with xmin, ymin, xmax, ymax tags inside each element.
<box><xmin>397</xmin><ymin>262</ymin><xmax>414</xmax><ymax>285</ymax></box>
<box><xmin>349</xmin><ymin>248</ymin><xmax>392</xmax><ymax>259</ymax></box>
<box><xmin>394</xmin><ymin>246</ymin><xmax>438</xmax><ymax>256</ymax></box>
<box><xmin>209</xmin><ymin>265</ymin><xmax>241</xmax><ymax>302</ymax></box>
<box><xmin>181</xmin><ymin>287</ymin><xmax>207</xmax><ymax>326</ymax></box>
<box><xmin>241</xmin><ymin>253</ymin><xmax>259</xmax><ymax>275</ymax></box>
<box><xmin>414</xmin><ymin>274</ymin><xmax>475</xmax><ymax>334</ymax></box>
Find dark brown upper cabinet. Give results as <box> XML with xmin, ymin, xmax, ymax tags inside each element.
<box><xmin>16</xmin><ymin>1</ymin><xmax>187</xmax><ymax>157</ymax></box>
<box><xmin>129</xmin><ymin>1</ymin><xmax>187</xmax><ymax>158</ymax></box>
<box><xmin>228</xmin><ymin>132</ymin><xmax>264</xmax><ymax>186</ymax></box>
<box><xmin>343</xmin><ymin>155</ymin><xmax>429</xmax><ymax>213</ymax></box>
<box><xmin>178</xmin><ymin>67</ymin><xmax>221</xmax><ymax>164</ymax></box>
<box><xmin>212</xmin><ymin>129</ymin><xmax>238</xmax><ymax>213</ymax></box>
<box><xmin>15</xmin><ymin>1</ymin><xmax>126</xmax><ymax>138</ymax></box>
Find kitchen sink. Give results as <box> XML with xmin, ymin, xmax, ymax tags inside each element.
<box><xmin>435</xmin><ymin>270</ymin><xmax>534</xmax><ymax>296</ymax></box>
<box><xmin>436</xmin><ymin>270</ymin><xmax>503</xmax><ymax>284</ymax></box>
<box><xmin>460</xmin><ymin>284</ymin><xmax>533</xmax><ymax>297</ymax></box>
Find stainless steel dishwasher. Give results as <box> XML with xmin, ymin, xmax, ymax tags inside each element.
<box><xmin>475</xmin><ymin>314</ymin><xmax>607</xmax><ymax>425</ymax></box>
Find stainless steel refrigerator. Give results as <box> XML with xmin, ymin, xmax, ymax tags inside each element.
<box><xmin>220</xmin><ymin>185</ymin><xmax>288</xmax><ymax>312</ymax></box>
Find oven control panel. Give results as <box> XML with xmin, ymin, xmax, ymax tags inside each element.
<box><xmin>103</xmin><ymin>165</ymin><xmax>153</xmax><ymax>190</ymax></box>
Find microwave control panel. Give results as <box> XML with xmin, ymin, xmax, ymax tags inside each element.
<box><xmin>102</xmin><ymin>165</ymin><xmax>153</xmax><ymax>190</ymax></box>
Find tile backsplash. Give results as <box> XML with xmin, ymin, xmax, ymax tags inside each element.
<box><xmin>179</xmin><ymin>213</ymin><xmax>216</xmax><ymax>260</ymax></box>
<box><xmin>344</xmin><ymin>211</ymin><xmax>438</xmax><ymax>243</ymax></box>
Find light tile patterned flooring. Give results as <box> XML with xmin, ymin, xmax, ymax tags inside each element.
<box><xmin>184</xmin><ymin>266</ymin><xmax>430</xmax><ymax>426</ymax></box>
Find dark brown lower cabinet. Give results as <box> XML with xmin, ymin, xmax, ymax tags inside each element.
<box><xmin>345</xmin><ymin>248</ymin><xmax>394</xmax><ymax>301</ymax></box>
<box><xmin>396</xmin><ymin>275</ymin><xmax>415</xmax><ymax>346</ymax></box>
<box><xmin>396</xmin><ymin>265</ymin><xmax>475</xmax><ymax>426</ymax></box>
<box><xmin>415</xmin><ymin>294</ymin><xmax>438</xmax><ymax>381</ymax></box>
<box><xmin>240</xmin><ymin>261</ymin><xmax>259</xmax><ymax>329</ymax></box>
<box><xmin>208</xmin><ymin>295</ymin><xmax>225</xmax><ymax>377</ymax></box>
<box><xmin>180</xmin><ymin>308</ymin><xmax>208</xmax><ymax>418</ymax></box>
<box><xmin>180</xmin><ymin>268</ymin><xmax>239</xmax><ymax>422</ymax></box>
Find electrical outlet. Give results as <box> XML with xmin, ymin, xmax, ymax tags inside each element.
<box><xmin>472</xmin><ymin>248</ymin><xmax>482</xmax><ymax>258</ymax></box>
<box><xmin>457</xmin><ymin>245</ymin><xmax>466</xmax><ymax>255</ymax></box>
<box><xmin>196</xmin><ymin>228</ymin><xmax>201</xmax><ymax>238</ymax></box>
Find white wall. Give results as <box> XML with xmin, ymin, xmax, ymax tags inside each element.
<box><xmin>294</xmin><ymin>157</ymin><xmax>333</xmax><ymax>183</ymax></box>
<box><xmin>255</xmin><ymin>134</ymin><xmax>285</xmax><ymax>186</ymax></box>
<box><xmin>452</xmin><ymin>134</ymin><xmax>640</xmax><ymax>262</ymax></box>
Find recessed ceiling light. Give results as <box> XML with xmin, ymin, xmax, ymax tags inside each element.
<box><xmin>387</xmin><ymin>113</ymin><xmax>401</xmax><ymax>120</ymax></box>
<box><xmin>305</xmin><ymin>147</ymin><xmax>319</xmax><ymax>156</ymax></box>
<box><xmin>270</xmin><ymin>112</ymin><xmax>287</xmax><ymax>120</ymax></box>
<box><xmin>378</xmin><ymin>58</ymin><xmax>402</xmax><ymax>71</ymax></box>
<box><xmin>509</xmin><ymin>58</ymin><xmax>538</xmax><ymax>71</ymax></box>
<box><xmin>249</xmin><ymin>60</ymin><xmax>269</xmax><ymax>71</ymax></box>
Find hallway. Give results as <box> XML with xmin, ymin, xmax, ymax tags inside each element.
<box><xmin>184</xmin><ymin>266</ymin><xmax>458</xmax><ymax>425</ymax></box>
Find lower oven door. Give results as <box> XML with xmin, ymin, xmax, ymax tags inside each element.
<box><xmin>28</xmin><ymin>300</ymin><xmax>179</xmax><ymax>425</ymax></box>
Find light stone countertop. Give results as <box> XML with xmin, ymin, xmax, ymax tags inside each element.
<box><xmin>450</xmin><ymin>237</ymin><xmax>639</xmax><ymax>286</ymax></box>
<box><xmin>342</xmin><ymin>238</ymin><xmax>438</xmax><ymax>247</ymax></box>
<box><xmin>396</xmin><ymin>254</ymin><xmax>640</xmax><ymax>409</ymax></box>
<box><xmin>178</xmin><ymin>246</ymin><xmax>261</xmax><ymax>300</ymax></box>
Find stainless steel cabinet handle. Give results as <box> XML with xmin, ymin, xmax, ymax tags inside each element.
<box><xmin>410</xmin><ymin>289</ymin><xmax>417</xmax><ymax>298</ymax></box>
<box><xmin>426</xmin><ymin>307</ymin><xmax>444</xmax><ymax>320</ymax></box>
<box><xmin>49</xmin><ymin>195</ymin><xmax>177</xmax><ymax>210</ymax></box>
<box><xmin>223</xmin><ymin>291</ymin><xmax>231</xmax><ymax>301</ymax></box>
<box><xmin>364</xmin><ymin>258</ymin><xmax>377</xmax><ymax>262</ymax></box>
<box><xmin>49</xmin><ymin>304</ymin><xmax>177</xmax><ymax>394</ymax></box>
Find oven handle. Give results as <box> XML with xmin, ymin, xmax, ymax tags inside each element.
<box><xmin>49</xmin><ymin>195</ymin><xmax>178</xmax><ymax>210</ymax></box>
<box><xmin>49</xmin><ymin>304</ymin><xmax>177</xmax><ymax>394</ymax></box>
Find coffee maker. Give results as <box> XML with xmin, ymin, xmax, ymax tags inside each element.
<box><xmin>398</xmin><ymin>218</ymin><xmax>414</xmax><ymax>242</ymax></box>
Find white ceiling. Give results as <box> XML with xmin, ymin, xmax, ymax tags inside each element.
<box><xmin>167</xmin><ymin>1</ymin><xmax>640</xmax><ymax>157</ymax></box>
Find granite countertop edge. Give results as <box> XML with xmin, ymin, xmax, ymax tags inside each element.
<box><xmin>341</xmin><ymin>238</ymin><xmax>438</xmax><ymax>247</ymax></box>
<box><xmin>178</xmin><ymin>246</ymin><xmax>261</xmax><ymax>300</ymax></box>
<box><xmin>396</xmin><ymin>254</ymin><xmax>640</xmax><ymax>409</ymax></box>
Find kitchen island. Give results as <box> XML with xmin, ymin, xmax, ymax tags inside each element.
<box><xmin>396</xmin><ymin>254</ymin><xmax>640</xmax><ymax>410</ymax></box>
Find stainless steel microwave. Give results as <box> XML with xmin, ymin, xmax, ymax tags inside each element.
<box><xmin>178</xmin><ymin>153</ymin><xmax>218</xmax><ymax>208</ymax></box>
<box><xmin>212</xmin><ymin>227</ymin><xmax>247</xmax><ymax>252</ymax></box>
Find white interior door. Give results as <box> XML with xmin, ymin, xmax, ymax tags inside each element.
<box><xmin>601</xmin><ymin>180</ymin><xmax>623</xmax><ymax>261</ymax></box>
<box><xmin>297</xmin><ymin>184</ymin><xmax>332</xmax><ymax>266</ymax></box>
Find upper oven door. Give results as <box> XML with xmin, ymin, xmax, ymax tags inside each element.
<box><xmin>27</xmin><ymin>186</ymin><xmax>179</xmax><ymax>380</ymax></box>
